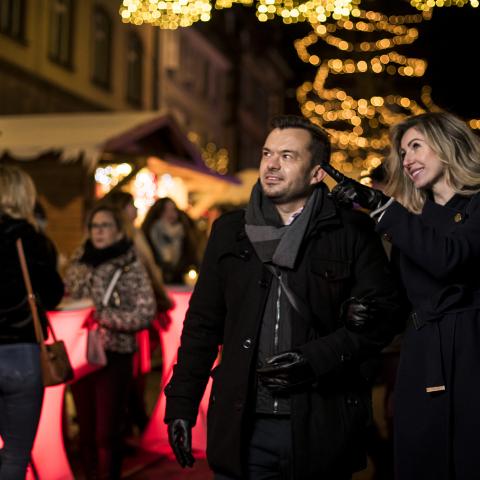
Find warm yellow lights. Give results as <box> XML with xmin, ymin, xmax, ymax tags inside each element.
<box><xmin>188</xmin><ymin>132</ymin><xmax>230</xmax><ymax>175</ymax></box>
<box><xmin>295</xmin><ymin>9</ymin><xmax>433</xmax><ymax>172</ymax></box>
<box><xmin>183</xmin><ymin>268</ymin><xmax>199</xmax><ymax>286</ymax></box>
<box><xmin>255</xmin><ymin>0</ymin><xmax>357</xmax><ymax>24</ymax></box>
<box><xmin>120</xmin><ymin>0</ymin><xmax>359</xmax><ymax>27</ymax></box>
<box><xmin>120</xmin><ymin>0</ymin><xmax>212</xmax><ymax>29</ymax></box>
<box><xmin>410</xmin><ymin>0</ymin><xmax>478</xmax><ymax>11</ymax></box>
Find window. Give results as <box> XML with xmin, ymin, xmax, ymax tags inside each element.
<box><xmin>91</xmin><ymin>6</ymin><xmax>111</xmax><ymax>88</ymax></box>
<box><xmin>0</xmin><ymin>0</ymin><xmax>26</xmax><ymax>42</ymax></box>
<box><xmin>48</xmin><ymin>0</ymin><xmax>74</xmax><ymax>68</ymax></box>
<box><xmin>126</xmin><ymin>31</ymin><xmax>143</xmax><ymax>106</ymax></box>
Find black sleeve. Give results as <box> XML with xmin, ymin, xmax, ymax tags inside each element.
<box><xmin>23</xmin><ymin>230</ymin><xmax>64</xmax><ymax>310</ymax></box>
<box><xmin>376</xmin><ymin>197</ymin><xmax>480</xmax><ymax>280</ymax></box>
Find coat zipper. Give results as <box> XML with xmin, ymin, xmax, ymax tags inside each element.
<box><xmin>273</xmin><ymin>272</ymin><xmax>282</xmax><ymax>414</ymax></box>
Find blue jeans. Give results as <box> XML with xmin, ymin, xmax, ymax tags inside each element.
<box><xmin>0</xmin><ymin>343</ymin><xmax>44</xmax><ymax>480</ymax></box>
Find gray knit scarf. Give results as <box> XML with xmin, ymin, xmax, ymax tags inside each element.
<box><xmin>245</xmin><ymin>181</ymin><xmax>321</xmax><ymax>270</ymax></box>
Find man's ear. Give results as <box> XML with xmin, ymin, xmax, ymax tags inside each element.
<box><xmin>310</xmin><ymin>165</ymin><xmax>327</xmax><ymax>185</ymax></box>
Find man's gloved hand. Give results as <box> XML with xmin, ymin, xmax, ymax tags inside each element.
<box><xmin>322</xmin><ymin>162</ymin><xmax>390</xmax><ymax>211</ymax></box>
<box><xmin>341</xmin><ymin>297</ymin><xmax>378</xmax><ymax>333</ymax></box>
<box><xmin>167</xmin><ymin>418</ymin><xmax>195</xmax><ymax>468</ymax></box>
<box><xmin>256</xmin><ymin>351</ymin><xmax>316</xmax><ymax>394</ymax></box>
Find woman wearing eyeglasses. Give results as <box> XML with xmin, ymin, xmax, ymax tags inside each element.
<box><xmin>64</xmin><ymin>204</ymin><xmax>156</xmax><ymax>480</ymax></box>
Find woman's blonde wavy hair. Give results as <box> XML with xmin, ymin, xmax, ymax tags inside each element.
<box><xmin>384</xmin><ymin>111</ymin><xmax>480</xmax><ymax>213</ymax></box>
<box><xmin>0</xmin><ymin>164</ymin><xmax>37</xmax><ymax>222</ymax></box>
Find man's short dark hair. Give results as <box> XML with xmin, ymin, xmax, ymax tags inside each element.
<box><xmin>270</xmin><ymin>115</ymin><xmax>331</xmax><ymax>166</ymax></box>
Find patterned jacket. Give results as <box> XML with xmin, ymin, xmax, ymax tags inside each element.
<box><xmin>65</xmin><ymin>245</ymin><xmax>156</xmax><ymax>353</ymax></box>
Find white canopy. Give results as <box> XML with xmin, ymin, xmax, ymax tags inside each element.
<box><xmin>0</xmin><ymin>111</ymin><xmax>173</xmax><ymax>166</ymax></box>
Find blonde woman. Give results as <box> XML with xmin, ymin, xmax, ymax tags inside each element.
<box><xmin>0</xmin><ymin>164</ymin><xmax>64</xmax><ymax>479</ymax></box>
<box><xmin>330</xmin><ymin>112</ymin><xmax>480</xmax><ymax>480</ymax></box>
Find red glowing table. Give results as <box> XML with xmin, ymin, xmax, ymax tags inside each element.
<box><xmin>29</xmin><ymin>299</ymin><xmax>97</xmax><ymax>480</ymax></box>
<box><xmin>141</xmin><ymin>287</ymin><xmax>215</xmax><ymax>458</ymax></box>
<box><xmin>1</xmin><ymin>288</ymin><xmax>204</xmax><ymax>479</ymax></box>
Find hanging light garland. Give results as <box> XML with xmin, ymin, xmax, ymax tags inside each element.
<box><xmin>120</xmin><ymin>0</ymin><xmax>212</xmax><ymax>29</ymax></box>
<box><xmin>295</xmin><ymin>9</ymin><xmax>433</xmax><ymax>175</ymax></box>
<box><xmin>410</xmin><ymin>0</ymin><xmax>478</xmax><ymax>11</ymax></box>
<box><xmin>256</xmin><ymin>0</ymin><xmax>358</xmax><ymax>24</ymax></box>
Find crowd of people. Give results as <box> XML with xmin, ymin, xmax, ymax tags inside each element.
<box><xmin>1</xmin><ymin>110</ymin><xmax>480</xmax><ymax>480</ymax></box>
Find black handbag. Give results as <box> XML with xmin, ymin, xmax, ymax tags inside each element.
<box><xmin>16</xmin><ymin>238</ymin><xmax>74</xmax><ymax>387</ymax></box>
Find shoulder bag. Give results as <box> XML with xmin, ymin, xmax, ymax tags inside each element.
<box><xmin>16</xmin><ymin>238</ymin><xmax>74</xmax><ymax>387</ymax></box>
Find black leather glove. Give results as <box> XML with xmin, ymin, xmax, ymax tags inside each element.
<box><xmin>341</xmin><ymin>297</ymin><xmax>378</xmax><ymax>333</ymax></box>
<box><xmin>330</xmin><ymin>180</ymin><xmax>390</xmax><ymax>211</ymax></box>
<box><xmin>167</xmin><ymin>418</ymin><xmax>195</xmax><ymax>468</ymax></box>
<box><xmin>322</xmin><ymin>162</ymin><xmax>390</xmax><ymax>211</ymax></box>
<box><xmin>256</xmin><ymin>351</ymin><xmax>316</xmax><ymax>394</ymax></box>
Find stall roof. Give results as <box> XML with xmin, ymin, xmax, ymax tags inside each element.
<box><xmin>0</xmin><ymin>111</ymin><xmax>238</xmax><ymax>183</ymax></box>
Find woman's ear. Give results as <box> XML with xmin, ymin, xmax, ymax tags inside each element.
<box><xmin>310</xmin><ymin>165</ymin><xmax>327</xmax><ymax>185</ymax></box>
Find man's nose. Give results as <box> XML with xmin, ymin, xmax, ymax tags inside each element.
<box><xmin>266</xmin><ymin>154</ymin><xmax>280</xmax><ymax>169</ymax></box>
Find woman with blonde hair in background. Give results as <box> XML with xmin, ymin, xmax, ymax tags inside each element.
<box><xmin>330</xmin><ymin>111</ymin><xmax>480</xmax><ymax>480</ymax></box>
<box><xmin>0</xmin><ymin>164</ymin><xmax>64</xmax><ymax>479</ymax></box>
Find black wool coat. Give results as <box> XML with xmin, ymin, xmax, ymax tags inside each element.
<box><xmin>0</xmin><ymin>215</ymin><xmax>64</xmax><ymax>344</ymax></box>
<box><xmin>165</xmin><ymin>186</ymin><xmax>402</xmax><ymax>479</ymax></box>
<box><xmin>377</xmin><ymin>193</ymin><xmax>480</xmax><ymax>480</ymax></box>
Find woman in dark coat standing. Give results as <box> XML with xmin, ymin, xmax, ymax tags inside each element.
<box><xmin>0</xmin><ymin>165</ymin><xmax>64</xmax><ymax>479</ymax></box>
<box><xmin>331</xmin><ymin>111</ymin><xmax>480</xmax><ymax>480</ymax></box>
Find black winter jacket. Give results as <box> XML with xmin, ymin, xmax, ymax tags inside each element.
<box><xmin>165</xmin><ymin>186</ymin><xmax>402</xmax><ymax>479</ymax></box>
<box><xmin>0</xmin><ymin>215</ymin><xmax>64</xmax><ymax>344</ymax></box>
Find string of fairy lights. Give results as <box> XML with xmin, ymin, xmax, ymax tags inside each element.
<box><xmin>119</xmin><ymin>0</ymin><xmax>357</xmax><ymax>28</ymax></box>
<box><xmin>295</xmin><ymin>9</ymin><xmax>434</xmax><ymax>177</ymax></box>
<box><xmin>119</xmin><ymin>0</ymin><xmax>479</xmax><ymax>180</ymax></box>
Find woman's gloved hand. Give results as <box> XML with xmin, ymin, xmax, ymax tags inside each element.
<box><xmin>257</xmin><ymin>351</ymin><xmax>316</xmax><ymax>394</ymax></box>
<box><xmin>322</xmin><ymin>162</ymin><xmax>391</xmax><ymax>211</ymax></box>
<box><xmin>167</xmin><ymin>418</ymin><xmax>195</xmax><ymax>468</ymax></box>
<box><xmin>341</xmin><ymin>297</ymin><xmax>378</xmax><ymax>333</ymax></box>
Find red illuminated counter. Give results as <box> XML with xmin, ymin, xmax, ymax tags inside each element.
<box><xmin>26</xmin><ymin>299</ymin><xmax>97</xmax><ymax>480</ymax></box>
<box><xmin>0</xmin><ymin>288</ymin><xmax>207</xmax><ymax>479</ymax></box>
<box><xmin>141</xmin><ymin>286</ymin><xmax>215</xmax><ymax>457</ymax></box>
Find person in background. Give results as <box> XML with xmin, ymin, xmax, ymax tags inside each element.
<box><xmin>102</xmin><ymin>191</ymin><xmax>173</xmax><ymax>315</ymax></box>
<box><xmin>142</xmin><ymin>198</ymin><xmax>199</xmax><ymax>284</ymax></box>
<box><xmin>64</xmin><ymin>204</ymin><xmax>156</xmax><ymax>479</ymax></box>
<box><xmin>0</xmin><ymin>164</ymin><xmax>64</xmax><ymax>479</ymax></box>
<box><xmin>329</xmin><ymin>111</ymin><xmax>480</xmax><ymax>480</ymax></box>
<box><xmin>164</xmin><ymin>115</ymin><xmax>402</xmax><ymax>480</ymax></box>
<box><xmin>101</xmin><ymin>190</ymin><xmax>173</xmax><ymax>435</ymax></box>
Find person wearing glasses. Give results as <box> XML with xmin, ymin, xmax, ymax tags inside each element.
<box><xmin>64</xmin><ymin>204</ymin><xmax>156</xmax><ymax>479</ymax></box>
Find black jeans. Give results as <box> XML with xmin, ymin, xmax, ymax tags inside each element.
<box><xmin>215</xmin><ymin>416</ymin><xmax>293</xmax><ymax>480</ymax></box>
<box><xmin>214</xmin><ymin>415</ymin><xmax>353</xmax><ymax>480</ymax></box>
<box><xmin>71</xmin><ymin>351</ymin><xmax>133</xmax><ymax>480</ymax></box>
<box><xmin>0</xmin><ymin>343</ymin><xmax>44</xmax><ymax>480</ymax></box>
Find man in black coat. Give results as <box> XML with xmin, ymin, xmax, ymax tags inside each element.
<box><xmin>164</xmin><ymin>115</ymin><xmax>402</xmax><ymax>479</ymax></box>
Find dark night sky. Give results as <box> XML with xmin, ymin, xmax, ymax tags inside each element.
<box><xmin>422</xmin><ymin>6</ymin><xmax>480</xmax><ymax>119</ymax></box>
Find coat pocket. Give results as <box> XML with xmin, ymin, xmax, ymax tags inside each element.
<box><xmin>311</xmin><ymin>258</ymin><xmax>351</xmax><ymax>281</ymax></box>
<box><xmin>310</xmin><ymin>258</ymin><xmax>352</xmax><ymax>312</ymax></box>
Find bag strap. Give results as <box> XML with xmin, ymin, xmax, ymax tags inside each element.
<box><xmin>16</xmin><ymin>238</ymin><xmax>57</xmax><ymax>343</ymax></box>
<box><xmin>102</xmin><ymin>268</ymin><xmax>122</xmax><ymax>307</ymax></box>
